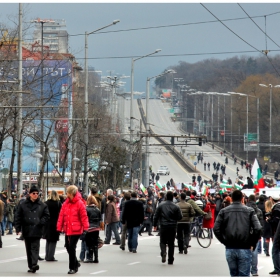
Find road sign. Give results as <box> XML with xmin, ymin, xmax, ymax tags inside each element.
<box><xmin>194</xmin><ymin>162</ymin><xmax>197</xmax><ymax>165</ymax></box>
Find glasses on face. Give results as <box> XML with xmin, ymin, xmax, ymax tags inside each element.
<box><xmin>31</xmin><ymin>192</ymin><xmax>39</xmax><ymax>195</ymax></box>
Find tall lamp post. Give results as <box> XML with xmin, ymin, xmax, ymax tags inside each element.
<box><xmin>259</xmin><ymin>83</ymin><xmax>280</xmax><ymax>159</ymax></box>
<box><xmin>229</xmin><ymin>92</ymin><xmax>260</xmax><ymax>160</ymax></box>
<box><xmin>145</xmin><ymin>69</ymin><xmax>173</xmax><ymax>187</ymax></box>
<box><xmin>84</xmin><ymin>19</ymin><xmax>120</xmax><ymax>195</ymax></box>
<box><xmin>129</xmin><ymin>49</ymin><xmax>161</xmax><ymax>189</ymax></box>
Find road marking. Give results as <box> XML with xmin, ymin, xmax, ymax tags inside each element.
<box><xmin>258</xmin><ymin>266</ymin><xmax>263</xmax><ymax>270</ymax></box>
<box><xmin>127</xmin><ymin>262</ymin><xmax>140</xmax><ymax>265</ymax></box>
<box><xmin>90</xmin><ymin>270</ymin><xmax>107</xmax><ymax>275</ymax></box>
<box><xmin>0</xmin><ymin>256</ymin><xmax>26</xmax><ymax>263</ymax></box>
<box><xmin>4</xmin><ymin>245</ymin><xmax>17</xmax><ymax>247</ymax></box>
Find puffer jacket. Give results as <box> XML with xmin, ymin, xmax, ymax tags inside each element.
<box><xmin>15</xmin><ymin>197</ymin><xmax>50</xmax><ymax>238</ymax></box>
<box><xmin>214</xmin><ymin>202</ymin><xmax>262</xmax><ymax>250</ymax></box>
<box><xmin>86</xmin><ymin>204</ymin><xmax>101</xmax><ymax>229</ymax></box>
<box><xmin>153</xmin><ymin>200</ymin><xmax>183</xmax><ymax>227</ymax></box>
<box><xmin>57</xmin><ymin>192</ymin><xmax>89</xmax><ymax>235</ymax></box>
<box><xmin>177</xmin><ymin>200</ymin><xmax>195</xmax><ymax>223</ymax></box>
<box><xmin>269</xmin><ymin>201</ymin><xmax>280</xmax><ymax>234</ymax></box>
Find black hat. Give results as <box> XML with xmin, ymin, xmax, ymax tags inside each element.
<box><xmin>29</xmin><ymin>186</ymin><xmax>39</xmax><ymax>193</ymax></box>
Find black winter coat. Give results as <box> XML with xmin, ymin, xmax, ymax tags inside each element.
<box><xmin>43</xmin><ymin>199</ymin><xmax>62</xmax><ymax>241</ymax></box>
<box><xmin>15</xmin><ymin>197</ymin><xmax>50</xmax><ymax>238</ymax></box>
<box><xmin>86</xmin><ymin>204</ymin><xmax>101</xmax><ymax>229</ymax></box>
<box><xmin>153</xmin><ymin>200</ymin><xmax>183</xmax><ymax>228</ymax></box>
<box><xmin>121</xmin><ymin>199</ymin><xmax>144</xmax><ymax>229</ymax></box>
<box><xmin>214</xmin><ymin>202</ymin><xmax>262</xmax><ymax>250</ymax></box>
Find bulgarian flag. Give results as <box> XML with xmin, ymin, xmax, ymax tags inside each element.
<box><xmin>155</xmin><ymin>181</ymin><xmax>163</xmax><ymax>190</ymax></box>
<box><xmin>219</xmin><ymin>188</ymin><xmax>227</xmax><ymax>194</ymax></box>
<box><xmin>202</xmin><ymin>185</ymin><xmax>209</xmax><ymax>196</ymax></box>
<box><xmin>220</xmin><ymin>183</ymin><xmax>233</xmax><ymax>190</ymax></box>
<box><xmin>234</xmin><ymin>183</ymin><xmax>243</xmax><ymax>190</ymax></box>
<box><xmin>251</xmin><ymin>158</ymin><xmax>265</xmax><ymax>192</ymax></box>
<box><xmin>222</xmin><ymin>179</ymin><xmax>228</xmax><ymax>184</ymax></box>
<box><xmin>140</xmin><ymin>183</ymin><xmax>148</xmax><ymax>195</ymax></box>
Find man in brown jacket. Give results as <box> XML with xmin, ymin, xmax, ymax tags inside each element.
<box><xmin>176</xmin><ymin>192</ymin><xmax>195</xmax><ymax>254</ymax></box>
<box><xmin>0</xmin><ymin>199</ymin><xmax>4</xmax><ymax>248</ymax></box>
<box><xmin>104</xmin><ymin>195</ymin><xmax>120</xmax><ymax>245</ymax></box>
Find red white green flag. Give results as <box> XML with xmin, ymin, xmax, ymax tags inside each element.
<box><xmin>202</xmin><ymin>185</ymin><xmax>209</xmax><ymax>196</ymax></box>
<box><xmin>234</xmin><ymin>183</ymin><xmax>243</xmax><ymax>190</ymax></box>
<box><xmin>251</xmin><ymin>158</ymin><xmax>265</xmax><ymax>190</ymax></box>
<box><xmin>156</xmin><ymin>181</ymin><xmax>163</xmax><ymax>190</ymax></box>
<box><xmin>140</xmin><ymin>183</ymin><xmax>148</xmax><ymax>195</ymax></box>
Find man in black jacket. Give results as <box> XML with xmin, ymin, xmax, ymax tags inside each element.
<box><xmin>121</xmin><ymin>192</ymin><xmax>144</xmax><ymax>253</ymax></box>
<box><xmin>153</xmin><ymin>191</ymin><xmax>183</xmax><ymax>265</ymax></box>
<box><xmin>15</xmin><ymin>186</ymin><xmax>50</xmax><ymax>273</ymax></box>
<box><xmin>214</xmin><ymin>190</ymin><xmax>262</xmax><ymax>277</ymax></box>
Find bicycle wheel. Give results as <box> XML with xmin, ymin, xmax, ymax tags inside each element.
<box><xmin>196</xmin><ymin>228</ymin><xmax>211</xmax><ymax>248</ymax></box>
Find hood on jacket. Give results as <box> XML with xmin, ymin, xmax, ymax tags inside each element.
<box><xmin>66</xmin><ymin>191</ymin><xmax>82</xmax><ymax>204</ymax></box>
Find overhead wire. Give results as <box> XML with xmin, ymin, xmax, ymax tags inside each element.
<box><xmin>200</xmin><ymin>3</ymin><xmax>280</xmax><ymax>78</ymax></box>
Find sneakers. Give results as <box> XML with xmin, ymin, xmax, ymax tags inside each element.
<box><xmin>269</xmin><ymin>271</ymin><xmax>279</xmax><ymax>275</ymax></box>
<box><xmin>112</xmin><ymin>242</ymin><xmax>120</xmax><ymax>245</ymax></box>
<box><xmin>161</xmin><ymin>253</ymin><xmax>166</xmax><ymax>263</ymax></box>
<box><xmin>252</xmin><ymin>273</ymin><xmax>258</xmax><ymax>276</ymax></box>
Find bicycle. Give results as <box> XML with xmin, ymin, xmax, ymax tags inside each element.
<box><xmin>189</xmin><ymin>216</ymin><xmax>212</xmax><ymax>248</ymax></box>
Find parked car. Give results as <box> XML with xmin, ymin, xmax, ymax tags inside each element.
<box><xmin>157</xmin><ymin>166</ymin><xmax>170</xmax><ymax>175</ymax></box>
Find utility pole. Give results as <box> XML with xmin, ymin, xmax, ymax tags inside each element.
<box><xmin>139</xmin><ymin>119</ymin><xmax>142</xmax><ymax>185</ymax></box>
<box><xmin>17</xmin><ymin>3</ymin><xmax>23</xmax><ymax>195</ymax></box>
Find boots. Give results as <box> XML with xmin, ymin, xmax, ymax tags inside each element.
<box><xmin>93</xmin><ymin>246</ymin><xmax>99</xmax><ymax>263</ymax></box>
<box><xmin>160</xmin><ymin>243</ymin><xmax>166</xmax><ymax>263</ymax></box>
<box><xmin>84</xmin><ymin>249</ymin><xmax>93</xmax><ymax>263</ymax></box>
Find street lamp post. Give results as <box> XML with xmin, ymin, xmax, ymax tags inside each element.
<box><xmin>259</xmin><ymin>83</ymin><xmax>280</xmax><ymax>160</ymax></box>
<box><xmin>84</xmin><ymin>19</ymin><xmax>120</xmax><ymax>195</ymax></box>
<box><xmin>129</xmin><ymin>49</ymin><xmax>161</xmax><ymax>189</ymax></box>
<box><xmin>145</xmin><ymin>69</ymin><xmax>173</xmax><ymax>187</ymax></box>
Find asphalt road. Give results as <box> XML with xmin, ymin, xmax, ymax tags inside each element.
<box><xmin>124</xmin><ymin>98</ymin><xmax>255</xmax><ymax>186</ymax></box>
<box><xmin>0</xmin><ymin>231</ymin><xmax>275</xmax><ymax>277</ymax></box>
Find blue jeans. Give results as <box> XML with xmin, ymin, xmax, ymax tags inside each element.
<box><xmin>225</xmin><ymin>249</ymin><xmax>252</xmax><ymax>277</ymax></box>
<box><xmin>105</xmin><ymin>222</ymin><xmax>120</xmax><ymax>244</ymax></box>
<box><xmin>251</xmin><ymin>242</ymin><xmax>259</xmax><ymax>275</ymax></box>
<box><xmin>7</xmin><ymin>221</ymin><xmax>13</xmax><ymax>234</ymax></box>
<box><xmin>272</xmin><ymin>242</ymin><xmax>280</xmax><ymax>273</ymax></box>
<box><xmin>79</xmin><ymin>240</ymin><xmax>89</xmax><ymax>261</ymax></box>
<box><xmin>127</xmin><ymin>226</ymin><xmax>140</xmax><ymax>251</ymax></box>
<box><xmin>1</xmin><ymin>215</ymin><xmax>7</xmax><ymax>234</ymax></box>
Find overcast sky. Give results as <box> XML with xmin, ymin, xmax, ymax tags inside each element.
<box><xmin>1</xmin><ymin>2</ymin><xmax>280</xmax><ymax>93</ymax></box>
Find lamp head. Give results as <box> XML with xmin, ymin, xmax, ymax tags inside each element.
<box><xmin>113</xmin><ymin>20</ymin><xmax>120</xmax><ymax>24</ymax></box>
<box><xmin>155</xmin><ymin>49</ymin><xmax>161</xmax><ymax>53</ymax></box>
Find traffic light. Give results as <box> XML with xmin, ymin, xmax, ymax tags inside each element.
<box><xmin>171</xmin><ymin>136</ymin><xmax>175</xmax><ymax>146</ymax></box>
<box><xmin>199</xmin><ymin>137</ymin><xmax>202</xmax><ymax>146</ymax></box>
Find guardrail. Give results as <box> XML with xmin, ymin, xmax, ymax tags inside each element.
<box><xmin>137</xmin><ymin>99</ymin><xmax>196</xmax><ymax>173</ymax></box>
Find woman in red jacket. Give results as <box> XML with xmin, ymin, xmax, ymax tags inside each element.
<box><xmin>203</xmin><ymin>195</ymin><xmax>216</xmax><ymax>239</ymax></box>
<box><xmin>57</xmin><ymin>185</ymin><xmax>89</xmax><ymax>274</ymax></box>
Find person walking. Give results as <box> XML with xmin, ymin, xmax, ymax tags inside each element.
<box><xmin>121</xmin><ymin>192</ymin><xmax>144</xmax><ymax>253</ymax></box>
<box><xmin>104</xmin><ymin>195</ymin><xmax>121</xmax><ymax>245</ymax></box>
<box><xmin>15</xmin><ymin>186</ymin><xmax>50</xmax><ymax>273</ymax></box>
<box><xmin>139</xmin><ymin>198</ymin><xmax>154</xmax><ymax>236</ymax></box>
<box><xmin>176</xmin><ymin>192</ymin><xmax>195</xmax><ymax>254</ymax></box>
<box><xmin>153</xmin><ymin>191</ymin><xmax>183</xmax><ymax>265</ymax></box>
<box><xmin>246</xmin><ymin>194</ymin><xmax>264</xmax><ymax>276</ymax></box>
<box><xmin>43</xmin><ymin>190</ymin><xmax>62</xmax><ymax>261</ymax></box>
<box><xmin>213</xmin><ymin>190</ymin><xmax>262</xmax><ymax>277</ymax></box>
<box><xmin>6</xmin><ymin>197</ymin><xmax>16</xmax><ymax>235</ymax></box>
<box><xmin>119</xmin><ymin>192</ymin><xmax>131</xmax><ymax>251</ymax></box>
<box><xmin>84</xmin><ymin>195</ymin><xmax>101</xmax><ymax>264</ymax></box>
<box><xmin>57</xmin><ymin>185</ymin><xmax>89</xmax><ymax>275</ymax></box>
<box><xmin>0</xmin><ymin>191</ymin><xmax>8</xmax><ymax>236</ymax></box>
<box><xmin>202</xmin><ymin>195</ymin><xmax>216</xmax><ymax>239</ymax></box>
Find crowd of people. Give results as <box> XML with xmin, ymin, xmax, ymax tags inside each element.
<box><xmin>0</xmin><ymin>183</ymin><xmax>280</xmax><ymax>277</ymax></box>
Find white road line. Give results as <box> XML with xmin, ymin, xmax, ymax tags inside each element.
<box><xmin>90</xmin><ymin>270</ymin><xmax>107</xmax><ymax>275</ymax></box>
<box><xmin>127</xmin><ymin>262</ymin><xmax>140</xmax><ymax>265</ymax></box>
<box><xmin>0</xmin><ymin>256</ymin><xmax>26</xmax><ymax>263</ymax></box>
<box><xmin>258</xmin><ymin>266</ymin><xmax>263</xmax><ymax>270</ymax></box>
<box><xmin>4</xmin><ymin>245</ymin><xmax>17</xmax><ymax>247</ymax></box>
